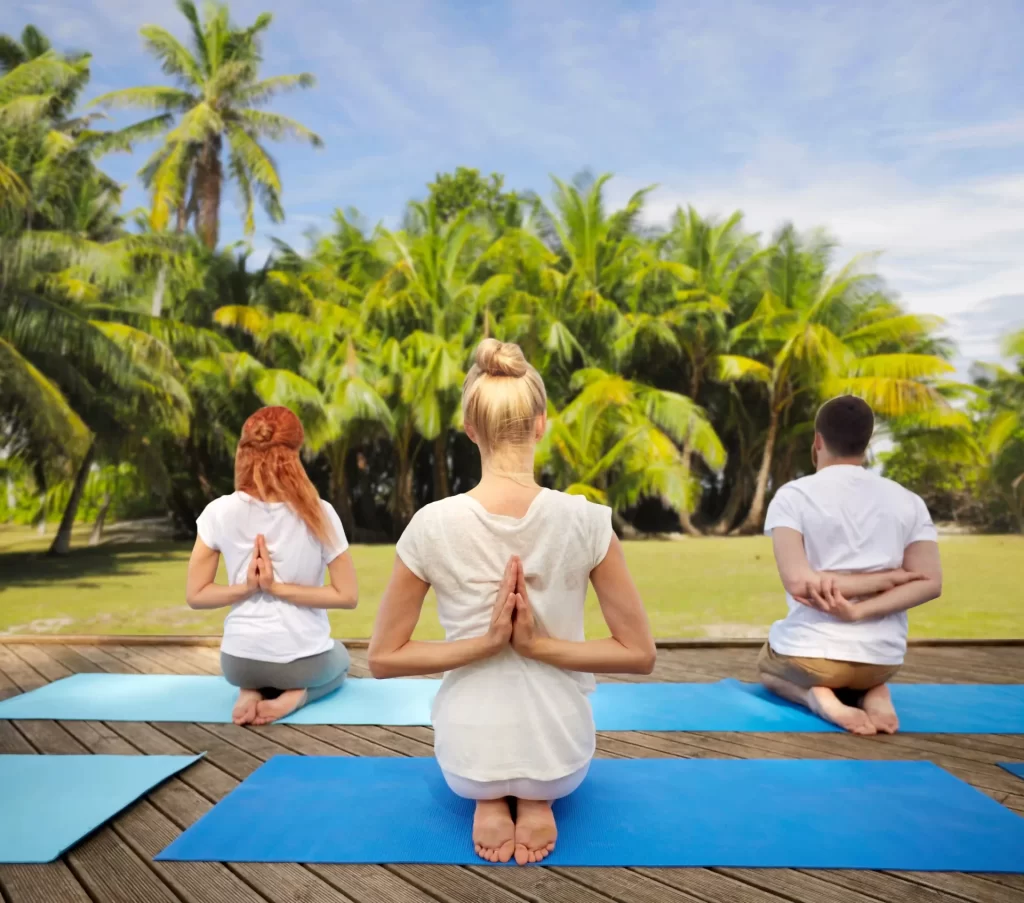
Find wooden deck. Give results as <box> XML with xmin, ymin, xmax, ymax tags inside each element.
<box><xmin>1</xmin><ymin>642</ymin><xmax>1022</xmax><ymax>903</ymax></box>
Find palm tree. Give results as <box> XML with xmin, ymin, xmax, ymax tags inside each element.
<box><xmin>538</xmin><ymin>369</ymin><xmax>725</xmax><ymax>528</ymax></box>
<box><xmin>719</xmin><ymin>226</ymin><xmax>954</xmax><ymax>533</ymax></box>
<box><xmin>91</xmin><ymin>0</ymin><xmax>321</xmax><ymax>249</ymax></box>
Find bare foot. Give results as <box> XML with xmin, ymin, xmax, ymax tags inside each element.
<box><xmin>473</xmin><ymin>799</ymin><xmax>515</xmax><ymax>863</ymax></box>
<box><xmin>809</xmin><ymin>686</ymin><xmax>877</xmax><ymax>735</ymax></box>
<box><xmin>253</xmin><ymin>689</ymin><xmax>307</xmax><ymax>725</ymax></box>
<box><xmin>514</xmin><ymin>799</ymin><xmax>557</xmax><ymax>865</ymax></box>
<box><xmin>232</xmin><ymin>689</ymin><xmax>263</xmax><ymax>725</ymax></box>
<box><xmin>861</xmin><ymin>684</ymin><xmax>899</xmax><ymax>734</ymax></box>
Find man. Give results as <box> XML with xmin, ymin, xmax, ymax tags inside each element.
<box><xmin>758</xmin><ymin>395</ymin><xmax>943</xmax><ymax>735</ymax></box>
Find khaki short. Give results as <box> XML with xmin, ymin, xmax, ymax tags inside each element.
<box><xmin>757</xmin><ymin>644</ymin><xmax>901</xmax><ymax>692</ymax></box>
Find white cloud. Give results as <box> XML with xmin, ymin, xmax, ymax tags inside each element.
<box><xmin>910</xmin><ymin>116</ymin><xmax>1024</xmax><ymax>150</ymax></box>
<box><xmin>606</xmin><ymin>149</ymin><xmax>1024</xmax><ymax>366</ymax></box>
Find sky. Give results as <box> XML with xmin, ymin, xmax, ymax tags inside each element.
<box><xmin>4</xmin><ymin>0</ymin><xmax>1024</xmax><ymax>372</ymax></box>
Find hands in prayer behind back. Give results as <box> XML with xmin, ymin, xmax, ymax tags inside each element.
<box><xmin>246</xmin><ymin>534</ymin><xmax>275</xmax><ymax>594</ymax></box>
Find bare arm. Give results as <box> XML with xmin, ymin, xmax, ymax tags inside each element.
<box><xmin>185</xmin><ymin>538</ymin><xmax>254</xmax><ymax>610</ymax></box>
<box><xmin>270</xmin><ymin>547</ymin><xmax>359</xmax><ymax>610</ymax></box>
<box><xmin>771</xmin><ymin>528</ymin><xmax>920</xmax><ymax>599</ymax></box>
<box><xmin>512</xmin><ymin>536</ymin><xmax>657</xmax><ymax>675</ymax></box>
<box><xmin>367</xmin><ymin>556</ymin><xmax>517</xmax><ymax>679</ymax></box>
<box><xmin>832</xmin><ymin>541</ymin><xmax>943</xmax><ymax>621</ymax></box>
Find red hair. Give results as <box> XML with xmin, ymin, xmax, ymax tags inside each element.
<box><xmin>234</xmin><ymin>407</ymin><xmax>335</xmax><ymax>547</ymax></box>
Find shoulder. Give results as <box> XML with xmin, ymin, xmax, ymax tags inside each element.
<box><xmin>402</xmin><ymin>496</ymin><xmax>466</xmax><ymax>537</ymax></box>
<box><xmin>545</xmin><ymin>489</ymin><xmax>613</xmax><ymax>532</ymax></box>
<box><xmin>199</xmin><ymin>493</ymin><xmax>238</xmax><ymax>518</ymax></box>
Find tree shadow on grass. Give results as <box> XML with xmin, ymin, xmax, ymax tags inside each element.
<box><xmin>0</xmin><ymin>541</ymin><xmax>190</xmax><ymax>590</ymax></box>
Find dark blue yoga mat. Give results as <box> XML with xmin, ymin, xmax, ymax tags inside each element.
<box><xmin>1</xmin><ymin>754</ymin><xmax>202</xmax><ymax>863</ymax></box>
<box><xmin>1000</xmin><ymin>763</ymin><xmax>1024</xmax><ymax>782</ymax></box>
<box><xmin>3</xmin><ymin>674</ymin><xmax>1024</xmax><ymax>732</ymax></box>
<box><xmin>157</xmin><ymin>756</ymin><xmax>1024</xmax><ymax>870</ymax></box>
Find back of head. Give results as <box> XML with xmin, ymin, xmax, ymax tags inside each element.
<box><xmin>235</xmin><ymin>406</ymin><xmax>334</xmax><ymax>545</ymax></box>
<box><xmin>462</xmin><ymin>339</ymin><xmax>546</xmax><ymax>452</ymax></box>
<box><xmin>815</xmin><ymin>395</ymin><xmax>874</xmax><ymax>458</ymax></box>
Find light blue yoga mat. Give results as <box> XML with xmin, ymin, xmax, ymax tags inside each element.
<box><xmin>2</xmin><ymin>673</ymin><xmax>1024</xmax><ymax>732</ymax></box>
<box><xmin>0</xmin><ymin>754</ymin><xmax>202</xmax><ymax>863</ymax></box>
<box><xmin>1000</xmin><ymin>763</ymin><xmax>1024</xmax><ymax>782</ymax></box>
<box><xmin>157</xmin><ymin>756</ymin><xmax>1024</xmax><ymax>870</ymax></box>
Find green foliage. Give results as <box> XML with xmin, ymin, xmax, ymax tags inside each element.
<box><xmin>1</xmin><ymin>6</ymin><xmax>1018</xmax><ymax>552</ymax></box>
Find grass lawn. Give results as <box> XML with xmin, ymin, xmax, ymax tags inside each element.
<box><xmin>1</xmin><ymin>525</ymin><xmax>1021</xmax><ymax>639</ymax></box>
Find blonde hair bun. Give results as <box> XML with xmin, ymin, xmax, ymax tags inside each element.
<box><xmin>475</xmin><ymin>338</ymin><xmax>528</xmax><ymax>378</ymax></box>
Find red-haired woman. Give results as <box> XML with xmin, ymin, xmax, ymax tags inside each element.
<box><xmin>186</xmin><ymin>407</ymin><xmax>358</xmax><ymax>725</ymax></box>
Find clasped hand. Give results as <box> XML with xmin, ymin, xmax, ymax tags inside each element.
<box><xmin>794</xmin><ymin>569</ymin><xmax>923</xmax><ymax>622</ymax></box>
<box><xmin>486</xmin><ymin>555</ymin><xmax>544</xmax><ymax>656</ymax></box>
<box><xmin>245</xmin><ymin>534</ymin><xmax>275</xmax><ymax>593</ymax></box>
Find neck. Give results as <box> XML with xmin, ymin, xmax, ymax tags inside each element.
<box><xmin>477</xmin><ymin>446</ymin><xmax>538</xmax><ymax>490</ymax></box>
<box><xmin>816</xmin><ymin>454</ymin><xmax>865</xmax><ymax>471</ymax></box>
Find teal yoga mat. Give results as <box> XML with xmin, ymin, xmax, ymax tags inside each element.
<box><xmin>2</xmin><ymin>673</ymin><xmax>1023</xmax><ymax>732</ymax></box>
<box><xmin>157</xmin><ymin>756</ymin><xmax>1024</xmax><ymax>870</ymax></box>
<box><xmin>0</xmin><ymin>754</ymin><xmax>202</xmax><ymax>863</ymax></box>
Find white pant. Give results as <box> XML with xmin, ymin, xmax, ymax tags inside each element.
<box><xmin>442</xmin><ymin>762</ymin><xmax>590</xmax><ymax>801</ymax></box>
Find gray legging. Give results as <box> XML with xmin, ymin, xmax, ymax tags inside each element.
<box><xmin>221</xmin><ymin>641</ymin><xmax>350</xmax><ymax>705</ymax></box>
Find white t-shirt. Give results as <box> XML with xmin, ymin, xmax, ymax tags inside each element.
<box><xmin>764</xmin><ymin>465</ymin><xmax>938</xmax><ymax>665</ymax></box>
<box><xmin>397</xmin><ymin>488</ymin><xmax>613</xmax><ymax>783</ymax></box>
<box><xmin>196</xmin><ymin>492</ymin><xmax>349</xmax><ymax>663</ymax></box>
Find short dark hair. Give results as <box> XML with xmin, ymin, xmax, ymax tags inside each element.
<box><xmin>815</xmin><ymin>395</ymin><xmax>874</xmax><ymax>457</ymax></box>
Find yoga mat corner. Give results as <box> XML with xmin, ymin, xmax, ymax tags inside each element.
<box><xmin>1</xmin><ymin>753</ymin><xmax>204</xmax><ymax>864</ymax></box>
<box><xmin>999</xmin><ymin>762</ymin><xmax>1024</xmax><ymax>782</ymax></box>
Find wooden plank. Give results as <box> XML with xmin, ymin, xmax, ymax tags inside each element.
<box><xmin>548</xmin><ymin>868</ymin><xmax>711</xmax><ymax>903</ymax></box>
<box><xmin>0</xmin><ymin>667</ymin><xmax>20</xmax><ymax>702</ymax></box>
<box><xmin>890</xmin><ymin>871</ymin><xmax>1024</xmax><ymax>903</ymax></box>
<box><xmin>0</xmin><ymin>863</ymin><xmax>93</xmax><ymax>903</ymax></box>
<box><xmin>469</xmin><ymin>865</ymin><xmax>623</xmax><ymax>902</ymax></box>
<box><xmin>6</xmin><ymin>645</ymin><xmax>72</xmax><ymax>683</ymax></box>
<box><xmin>30</xmin><ymin>644</ymin><xmax>104</xmax><ymax>675</ymax></box>
<box><xmin>0</xmin><ymin>721</ymin><xmax>34</xmax><ymax>754</ymax></box>
<box><xmin>390</xmin><ymin>865</ymin><xmax>527</xmax><ymax>903</ymax></box>
<box><xmin>719</xmin><ymin>868</ymin><xmax>900</xmax><ymax>903</ymax></box>
<box><xmin>149</xmin><ymin>722</ymin><xmax>263</xmax><ymax>781</ymax></box>
<box><xmin>813</xmin><ymin>869</ymin><xmax>1004</xmax><ymax>903</ymax></box>
<box><xmin>69</xmin><ymin>644</ymin><xmax>139</xmax><ymax>673</ymax></box>
<box><xmin>307</xmin><ymin>865</ymin><xmax>440</xmax><ymax>903</ymax></box>
<box><xmin>632</xmin><ymin>867</ymin><xmax>793</xmax><ymax>903</ymax></box>
<box><xmin>0</xmin><ymin>646</ymin><xmax>46</xmax><ymax>692</ymax></box>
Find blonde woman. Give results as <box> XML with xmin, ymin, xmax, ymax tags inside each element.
<box><xmin>369</xmin><ymin>340</ymin><xmax>656</xmax><ymax>865</ymax></box>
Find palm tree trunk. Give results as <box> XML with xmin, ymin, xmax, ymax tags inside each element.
<box><xmin>150</xmin><ymin>266</ymin><xmax>167</xmax><ymax>317</ymax></box>
<box><xmin>709</xmin><ymin>476</ymin><xmax>748</xmax><ymax>535</ymax></box>
<box><xmin>328</xmin><ymin>441</ymin><xmax>355</xmax><ymax>538</ymax></box>
<box><xmin>677</xmin><ymin>369</ymin><xmax>705</xmax><ymax>536</ymax></box>
<box><xmin>88</xmin><ymin>492</ymin><xmax>111</xmax><ymax>546</ymax></box>
<box><xmin>394</xmin><ymin>429</ymin><xmax>416</xmax><ymax>532</ymax></box>
<box><xmin>433</xmin><ymin>433</ymin><xmax>450</xmax><ymax>501</ymax></box>
<box><xmin>734</xmin><ymin>407</ymin><xmax>780</xmax><ymax>535</ymax></box>
<box><xmin>196</xmin><ymin>137</ymin><xmax>223</xmax><ymax>250</ymax></box>
<box><xmin>48</xmin><ymin>440</ymin><xmax>95</xmax><ymax>556</ymax></box>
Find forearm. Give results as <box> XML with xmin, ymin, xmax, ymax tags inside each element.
<box><xmin>186</xmin><ymin>582</ymin><xmax>251</xmax><ymax>610</ymax></box>
<box><xmin>270</xmin><ymin>583</ymin><xmax>357</xmax><ymax>610</ymax></box>
<box><xmin>369</xmin><ymin>635</ymin><xmax>496</xmax><ymax>679</ymax></box>
<box><xmin>525</xmin><ymin>636</ymin><xmax>656</xmax><ymax>675</ymax></box>
<box><xmin>852</xmin><ymin>578</ymin><xmax>942</xmax><ymax>620</ymax></box>
<box><xmin>822</xmin><ymin>571</ymin><xmax>896</xmax><ymax>598</ymax></box>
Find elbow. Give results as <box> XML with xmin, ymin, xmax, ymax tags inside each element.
<box><xmin>334</xmin><ymin>592</ymin><xmax>359</xmax><ymax>610</ymax></box>
<box><xmin>367</xmin><ymin>646</ymin><xmax>391</xmax><ymax>679</ymax></box>
<box><xmin>185</xmin><ymin>593</ymin><xmax>202</xmax><ymax>610</ymax></box>
<box><xmin>780</xmin><ymin>571</ymin><xmax>813</xmax><ymax>598</ymax></box>
<box><xmin>926</xmin><ymin>578</ymin><xmax>943</xmax><ymax>602</ymax></box>
<box><xmin>635</xmin><ymin>642</ymin><xmax>657</xmax><ymax>675</ymax></box>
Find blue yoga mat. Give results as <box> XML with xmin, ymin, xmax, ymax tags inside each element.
<box><xmin>2</xmin><ymin>673</ymin><xmax>1023</xmax><ymax>732</ymax></box>
<box><xmin>1000</xmin><ymin>763</ymin><xmax>1024</xmax><ymax>782</ymax></box>
<box><xmin>1</xmin><ymin>754</ymin><xmax>202</xmax><ymax>863</ymax></box>
<box><xmin>157</xmin><ymin>756</ymin><xmax>1024</xmax><ymax>870</ymax></box>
